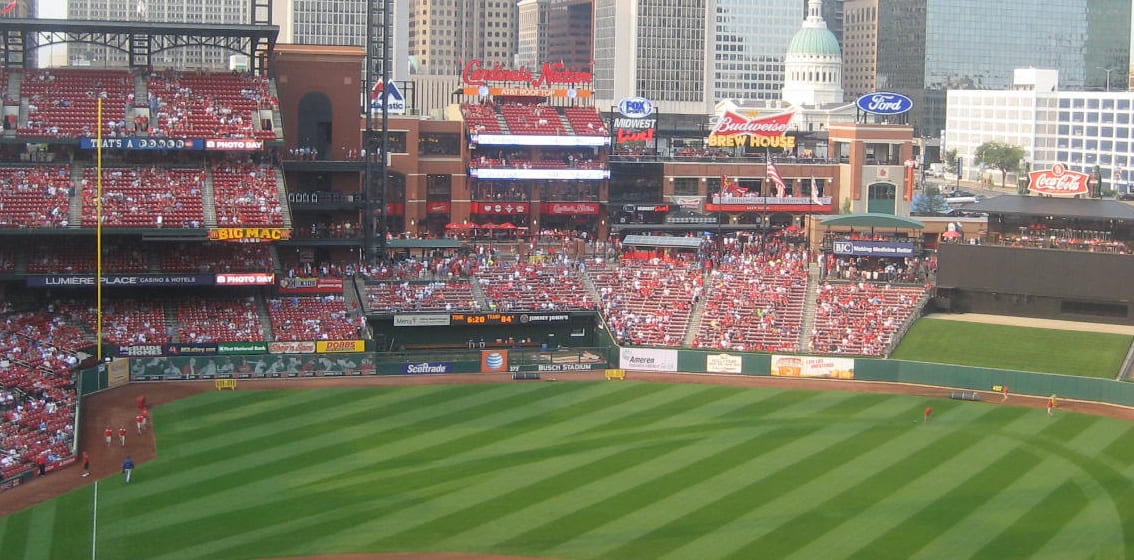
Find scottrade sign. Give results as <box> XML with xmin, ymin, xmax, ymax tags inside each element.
<box><xmin>855</xmin><ymin>92</ymin><xmax>913</xmax><ymax>115</ymax></box>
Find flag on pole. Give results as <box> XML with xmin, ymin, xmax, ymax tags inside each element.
<box><xmin>811</xmin><ymin>177</ymin><xmax>821</xmax><ymax>204</ymax></box>
<box><xmin>768</xmin><ymin>159</ymin><xmax>787</xmax><ymax>198</ymax></box>
<box><xmin>136</xmin><ymin>0</ymin><xmax>146</xmax><ymax>17</ymax></box>
<box><xmin>2</xmin><ymin>0</ymin><xmax>19</xmax><ymax>15</ymax></box>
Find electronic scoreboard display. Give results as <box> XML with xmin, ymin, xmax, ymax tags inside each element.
<box><xmin>449</xmin><ymin>313</ymin><xmax>517</xmax><ymax>325</ymax></box>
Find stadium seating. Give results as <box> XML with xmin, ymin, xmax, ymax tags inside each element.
<box><xmin>146</xmin><ymin>70</ymin><xmax>278</xmax><ymax>139</ymax></box>
<box><xmin>365</xmin><ymin>281</ymin><xmax>478</xmax><ymax>313</ymax></box>
<box><xmin>461</xmin><ymin>103</ymin><xmax>505</xmax><ymax>134</ymax></box>
<box><xmin>588</xmin><ymin>259</ymin><xmax>702</xmax><ymax>347</ymax></box>
<box><xmin>693</xmin><ymin>246</ymin><xmax>808</xmax><ymax>353</ymax></box>
<box><xmin>0</xmin><ymin>166</ymin><xmax>74</xmax><ymax>228</ymax></box>
<box><xmin>176</xmin><ymin>297</ymin><xmax>267</xmax><ymax>343</ymax></box>
<box><xmin>159</xmin><ymin>243</ymin><xmax>273</xmax><ymax>273</ymax></box>
<box><xmin>810</xmin><ymin>282</ymin><xmax>928</xmax><ymax>356</ymax></box>
<box><xmin>267</xmin><ymin>296</ymin><xmax>359</xmax><ymax>341</ymax></box>
<box><xmin>210</xmin><ymin>161</ymin><xmax>283</xmax><ymax>226</ymax></box>
<box><xmin>18</xmin><ymin>69</ymin><xmax>133</xmax><ymax>138</ymax></box>
<box><xmin>563</xmin><ymin>107</ymin><xmax>608</xmax><ymax>136</ymax></box>
<box><xmin>79</xmin><ymin>166</ymin><xmax>207</xmax><ymax>228</ymax></box>
<box><xmin>473</xmin><ymin>261</ymin><xmax>597</xmax><ymax>312</ymax></box>
<box><xmin>500</xmin><ymin>104</ymin><xmax>564</xmax><ymax>135</ymax></box>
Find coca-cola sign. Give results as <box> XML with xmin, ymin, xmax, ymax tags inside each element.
<box><xmin>462</xmin><ymin>59</ymin><xmax>593</xmax><ymax>87</ymax></box>
<box><xmin>710</xmin><ymin>111</ymin><xmax>794</xmax><ymax>137</ymax></box>
<box><xmin>1029</xmin><ymin>164</ymin><xmax>1090</xmax><ymax>196</ymax></box>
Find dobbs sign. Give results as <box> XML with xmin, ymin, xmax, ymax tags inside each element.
<box><xmin>1028</xmin><ymin>164</ymin><xmax>1090</xmax><ymax>196</ymax></box>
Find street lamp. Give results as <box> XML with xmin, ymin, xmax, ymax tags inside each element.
<box><xmin>1097</xmin><ymin>67</ymin><xmax>1118</xmax><ymax>92</ymax></box>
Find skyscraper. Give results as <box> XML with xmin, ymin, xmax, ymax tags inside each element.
<box><xmin>409</xmin><ymin>0</ymin><xmax>518</xmax><ymax>76</ymax></box>
<box><xmin>842</xmin><ymin>0</ymin><xmax>1131</xmax><ymax>136</ymax></box>
<box><xmin>273</xmin><ymin>0</ymin><xmax>409</xmax><ymax>84</ymax></box>
<box><xmin>594</xmin><ymin>0</ymin><xmax>799</xmax><ymax>114</ymax></box>
<box><xmin>66</xmin><ymin>0</ymin><xmax>249</xmax><ymax>69</ymax></box>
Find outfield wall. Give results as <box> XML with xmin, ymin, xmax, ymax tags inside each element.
<box><xmin>622</xmin><ymin>348</ymin><xmax>1134</xmax><ymax>408</ymax></box>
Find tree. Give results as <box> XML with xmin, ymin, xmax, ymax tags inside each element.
<box><xmin>911</xmin><ymin>185</ymin><xmax>952</xmax><ymax>215</ymax></box>
<box><xmin>974</xmin><ymin>141</ymin><xmax>1026</xmax><ymax>188</ymax></box>
<box><xmin>943</xmin><ymin>149</ymin><xmax>958</xmax><ymax>174</ymax></box>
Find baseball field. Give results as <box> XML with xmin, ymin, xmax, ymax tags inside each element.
<box><xmin>2</xmin><ymin>380</ymin><xmax>1133</xmax><ymax>560</ymax></box>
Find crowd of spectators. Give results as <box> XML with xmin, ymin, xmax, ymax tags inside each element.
<box><xmin>473</xmin><ymin>260</ymin><xmax>597</xmax><ymax>312</ymax></box>
<box><xmin>177</xmin><ymin>297</ymin><xmax>266</xmax><ymax>343</ymax></box>
<box><xmin>810</xmin><ymin>282</ymin><xmax>928</xmax><ymax>356</ymax></box>
<box><xmin>365</xmin><ymin>281</ymin><xmax>478</xmax><ymax>313</ymax></box>
<box><xmin>146</xmin><ymin>70</ymin><xmax>278</xmax><ymax>139</ymax></box>
<box><xmin>0</xmin><ymin>306</ymin><xmax>83</xmax><ymax>482</ymax></box>
<box><xmin>693</xmin><ymin>240</ymin><xmax>808</xmax><ymax>353</ymax></box>
<box><xmin>211</xmin><ymin>160</ymin><xmax>283</xmax><ymax>226</ymax></box>
<box><xmin>0</xmin><ymin>166</ymin><xmax>75</xmax><ymax>228</ymax></box>
<box><xmin>820</xmin><ymin>254</ymin><xmax>932</xmax><ymax>284</ymax></box>
<box><xmin>268</xmin><ymin>295</ymin><xmax>360</xmax><ymax>341</ymax></box>
<box><xmin>160</xmin><ymin>243</ymin><xmax>273</xmax><ymax>273</ymax></box>
<box><xmin>589</xmin><ymin>257</ymin><xmax>703</xmax><ymax>347</ymax></box>
<box><xmin>80</xmin><ymin>166</ymin><xmax>207</xmax><ymax>228</ymax></box>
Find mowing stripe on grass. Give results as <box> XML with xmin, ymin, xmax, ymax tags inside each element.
<box><xmin>0</xmin><ymin>504</ymin><xmax>32</xmax><ymax>558</ymax></box>
<box><xmin>1098</xmin><ymin>424</ymin><xmax>1134</xmax><ymax>467</ymax></box>
<box><xmin>345</xmin><ymin>385</ymin><xmax>762</xmax><ymax>550</ymax></box>
<box><xmin>720</xmin><ymin>404</ymin><xmax>1017</xmax><ymax>560</ymax></box>
<box><xmin>971</xmin><ymin>479</ymin><xmax>1091</xmax><ymax>559</ymax></box>
<box><xmin>635</xmin><ymin>398</ymin><xmax>935</xmax><ymax>560</ymax></box>
<box><xmin>423</xmin><ymin>393</ymin><xmax>800</xmax><ymax>552</ymax></box>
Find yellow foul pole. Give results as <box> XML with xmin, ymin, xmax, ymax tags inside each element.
<box><xmin>96</xmin><ymin>98</ymin><xmax>103</xmax><ymax>361</ymax></box>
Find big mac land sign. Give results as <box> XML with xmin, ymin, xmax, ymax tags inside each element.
<box><xmin>1028</xmin><ymin>164</ymin><xmax>1090</xmax><ymax>196</ymax></box>
<box><xmin>708</xmin><ymin>111</ymin><xmax>796</xmax><ymax>149</ymax></box>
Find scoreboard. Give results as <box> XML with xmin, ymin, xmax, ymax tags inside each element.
<box><xmin>449</xmin><ymin>313</ymin><xmax>517</xmax><ymax>325</ymax></box>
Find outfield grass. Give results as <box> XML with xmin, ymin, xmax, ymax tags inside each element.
<box><xmin>2</xmin><ymin>383</ymin><xmax>1134</xmax><ymax>560</ymax></box>
<box><xmin>892</xmin><ymin>318</ymin><xmax>1132</xmax><ymax>378</ymax></box>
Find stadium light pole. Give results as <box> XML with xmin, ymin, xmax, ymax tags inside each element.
<box><xmin>364</xmin><ymin>0</ymin><xmax>392</xmax><ymax>265</ymax></box>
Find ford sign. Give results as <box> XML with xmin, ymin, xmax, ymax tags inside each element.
<box><xmin>617</xmin><ymin>96</ymin><xmax>655</xmax><ymax>119</ymax></box>
<box><xmin>856</xmin><ymin>92</ymin><xmax>913</xmax><ymax>115</ymax></box>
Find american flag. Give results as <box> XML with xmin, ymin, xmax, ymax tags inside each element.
<box><xmin>767</xmin><ymin>160</ymin><xmax>787</xmax><ymax>198</ymax></box>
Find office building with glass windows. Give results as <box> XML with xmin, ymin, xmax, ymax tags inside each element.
<box><xmin>844</xmin><ymin>0</ymin><xmax>1131</xmax><ymax>137</ymax></box>
<box><xmin>947</xmin><ymin>69</ymin><xmax>1134</xmax><ymax>190</ymax></box>
<box><xmin>67</xmin><ymin>0</ymin><xmax>248</xmax><ymax>69</ymax></box>
<box><xmin>594</xmin><ymin>0</ymin><xmax>800</xmax><ymax>114</ymax></box>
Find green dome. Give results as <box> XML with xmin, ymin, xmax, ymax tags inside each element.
<box><xmin>786</xmin><ymin>27</ymin><xmax>841</xmax><ymax>57</ymax></box>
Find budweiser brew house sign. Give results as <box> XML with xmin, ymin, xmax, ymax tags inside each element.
<box><xmin>708</xmin><ymin>111</ymin><xmax>796</xmax><ymax>149</ymax></box>
<box><xmin>1028</xmin><ymin>164</ymin><xmax>1090</xmax><ymax>196</ymax></box>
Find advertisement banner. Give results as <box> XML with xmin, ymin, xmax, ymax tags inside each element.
<box><xmin>208</xmin><ymin>228</ymin><xmax>292</xmax><ymax>242</ymax></box>
<box><xmin>402</xmin><ymin>362</ymin><xmax>455</xmax><ymax>375</ymax></box>
<box><xmin>393</xmin><ymin>314</ymin><xmax>453</xmax><ymax>327</ymax></box>
<box><xmin>470</xmin><ymin>168</ymin><xmax>609</xmax><ymax>180</ymax></box>
<box><xmin>116</xmin><ymin>344</ymin><xmax>165</xmax><ymax>357</ymax></box>
<box><xmin>130</xmin><ymin>353</ymin><xmax>375</xmax><ymax>379</ymax></box>
<box><xmin>706</xmin><ymin>353</ymin><xmax>743</xmax><ymax>374</ymax></box>
<box><xmin>215</xmin><ymin>273</ymin><xmax>276</xmax><ymax>286</ymax></box>
<box><xmin>770</xmin><ymin>355</ymin><xmax>855</xmax><ymax>379</ymax></box>
<box><xmin>472</xmin><ymin>202</ymin><xmax>529</xmax><ymax>215</ymax></box>
<box><xmin>205</xmin><ymin>138</ymin><xmax>264</xmax><ymax>151</ymax></box>
<box><xmin>107</xmin><ymin>359</ymin><xmax>131</xmax><ymax>387</ymax></box>
<box><xmin>1028</xmin><ymin>164</ymin><xmax>1090</xmax><ymax>196</ymax></box>
<box><xmin>278</xmin><ymin>277</ymin><xmax>345</xmax><ymax>295</ymax></box>
<box><xmin>830</xmin><ymin>240</ymin><xmax>916</xmax><ymax>257</ymax></box>
<box><xmin>80</xmin><ymin>137</ymin><xmax>204</xmax><ymax>150</ymax></box>
<box><xmin>268</xmin><ymin>341</ymin><xmax>316</xmax><ymax>354</ymax></box>
<box><xmin>27</xmin><ymin>274</ymin><xmax>214</xmax><ymax>288</ymax></box>
<box><xmin>540</xmin><ymin>202</ymin><xmax>601</xmax><ymax>215</ymax></box>
<box><xmin>426</xmin><ymin>201</ymin><xmax>452</xmax><ymax>214</ymax></box>
<box><xmin>218</xmin><ymin>342</ymin><xmax>268</xmax><ymax>355</ymax></box>
<box><xmin>166</xmin><ymin>343</ymin><xmax>219</xmax><ymax>356</ymax></box>
<box><xmin>316</xmin><ymin>340</ymin><xmax>365</xmax><ymax>353</ymax></box>
<box><xmin>481</xmin><ymin>350</ymin><xmax>510</xmax><ymax>373</ymax></box>
<box><xmin>619</xmin><ymin>347</ymin><xmax>678</xmax><ymax>372</ymax></box>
